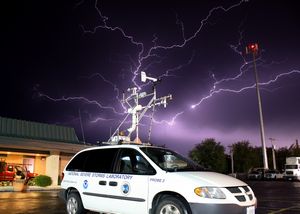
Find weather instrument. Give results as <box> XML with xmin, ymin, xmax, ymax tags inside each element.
<box><xmin>141</xmin><ymin>71</ymin><xmax>158</xmax><ymax>83</ymax></box>
<box><xmin>107</xmin><ymin>71</ymin><xmax>172</xmax><ymax>144</ymax></box>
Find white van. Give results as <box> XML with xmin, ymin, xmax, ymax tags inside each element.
<box><xmin>60</xmin><ymin>144</ymin><xmax>257</xmax><ymax>214</ymax></box>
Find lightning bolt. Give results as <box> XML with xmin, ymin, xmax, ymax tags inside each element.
<box><xmin>39</xmin><ymin>0</ymin><xmax>300</xmax><ymax>135</ymax></box>
<box><xmin>189</xmin><ymin>25</ymin><xmax>299</xmax><ymax>110</ymax></box>
<box><xmin>152</xmin><ymin>112</ymin><xmax>185</xmax><ymax>126</ymax></box>
<box><xmin>159</xmin><ymin>52</ymin><xmax>196</xmax><ymax>79</ymax></box>
<box><xmin>90</xmin><ymin>117</ymin><xmax>114</xmax><ymax>124</ymax></box>
<box><xmin>160</xmin><ymin>27</ymin><xmax>299</xmax><ymax>124</ymax></box>
<box><xmin>141</xmin><ymin>1</ymin><xmax>247</xmax><ymax>54</ymax></box>
<box><xmin>80</xmin><ymin>0</ymin><xmax>248</xmax><ymax>89</ymax></box>
<box><xmin>77</xmin><ymin>0</ymin><xmax>249</xmax><ymax>126</ymax></box>
<box><xmin>81</xmin><ymin>73</ymin><xmax>129</xmax><ymax>112</ymax></box>
<box><xmin>83</xmin><ymin>73</ymin><xmax>121</xmax><ymax>99</ymax></box>
<box><xmin>191</xmin><ymin>70</ymin><xmax>300</xmax><ymax>109</ymax></box>
<box><xmin>38</xmin><ymin>92</ymin><xmax>124</xmax><ymax>115</ymax></box>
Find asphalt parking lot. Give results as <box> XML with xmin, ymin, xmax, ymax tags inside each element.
<box><xmin>248</xmin><ymin>180</ymin><xmax>300</xmax><ymax>214</ymax></box>
<box><xmin>0</xmin><ymin>180</ymin><xmax>299</xmax><ymax>214</ymax></box>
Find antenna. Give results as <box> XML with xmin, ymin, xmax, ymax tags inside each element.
<box><xmin>78</xmin><ymin>109</ymin><xmax>86</xmax><ymax>144</ymax></box>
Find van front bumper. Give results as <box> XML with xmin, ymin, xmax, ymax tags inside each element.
<box><xmin>189</xmin><ymin>203</ymin><xmax>256</xmax><ymax>214</ymax></box>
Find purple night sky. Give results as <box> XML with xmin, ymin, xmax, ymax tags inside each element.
<box><xmin>2</xmin><ymin>0</ymin><xmax>300</xmax><ymax>155</ymax></box>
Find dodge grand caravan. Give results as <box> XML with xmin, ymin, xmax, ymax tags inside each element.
<box><xmin>60</xmin><ymin>144</ymin><xmax>257</xmax><ymax>214</ymax></box>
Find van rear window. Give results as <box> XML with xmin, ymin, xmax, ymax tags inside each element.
<box><xmin>66</xmin><ymin>148</ymin><xmax>118</xmax><ymax>173</ymax></box>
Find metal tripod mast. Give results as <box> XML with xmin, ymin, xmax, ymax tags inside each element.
<box><xmin>108</xmin><ymin>71</ymin><xmax>172</xmax><ymax>144</ymax></box>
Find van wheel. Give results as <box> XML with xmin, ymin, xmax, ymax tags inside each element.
<box><xmin>66</xmin><ymin>192</ymin><xmax>86</xmax><ymax>214</ymax></box>
<box><xmin>155</xmin><ymin>196</ymin><xmax>189</xmax><ymax>214</ymax></box>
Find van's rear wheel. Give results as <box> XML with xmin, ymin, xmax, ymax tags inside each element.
<box><xmin>66</xmin><ymin>192</ymin><xmax>86</xmax><ymax>214</ymax></box>
<box><xmin>155</xmin><ymin>196</ymin><xmax>189</xmax><ymax>214</ymax></box>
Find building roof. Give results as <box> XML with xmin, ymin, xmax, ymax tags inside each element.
<box><xmin>0</xmin><ymin>116</ymin><xmax>79</xmax><ymax>144</ymax></box>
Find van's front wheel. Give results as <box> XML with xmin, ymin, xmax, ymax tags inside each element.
<box><xmin>66</xmin><ymin>192</ymin><xmax>86</xmax><ymax>214</ymax></box>
<box><xmin>155</xmin><ymin>196</ymin><xmax>189</xmax><ymax>214</ymax></box>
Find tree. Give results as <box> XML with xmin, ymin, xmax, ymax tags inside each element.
<box><xmin>189</xmin><ymin>138</ymin><xmax>227</xmax><ymax>173</ymax></box>
<box><xmin>231</xmin><ymin>141</ymin><xmax>260</xmax><ymax>173</ymax></box>
<box><xmin>276</xmin><ymin>147</ymin><xmax>291</xmax><ymax>171</ymax></box>
<box><xmin>290</xmin><ymin>140</ymin><xmax>300</xmax><ymax>156</ymax></box>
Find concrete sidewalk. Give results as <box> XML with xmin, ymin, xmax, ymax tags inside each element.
<box><xmin>0</xmin><ymin>184</ymin><xmax>61</xmax><ymax>192</ymax></box>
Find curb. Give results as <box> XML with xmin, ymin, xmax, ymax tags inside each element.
<box><xmin>0</xmin><ymin>185</ymin><xmax>61</xmax><ymax>192</ymax></box>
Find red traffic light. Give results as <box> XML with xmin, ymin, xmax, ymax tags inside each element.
<box><xmin>246</xmin><ymin>43</ymin><xmax>259</xmax><ymax>54</ymax></box>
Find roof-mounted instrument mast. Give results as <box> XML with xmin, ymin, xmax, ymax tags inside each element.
<box><xmin>108</xmin><ymin>72</ymin><xmax>172</xmax><ymax>144</ymax></box>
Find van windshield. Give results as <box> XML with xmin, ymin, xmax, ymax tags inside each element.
<box><xmin>140</xmin><ymin>147</ymin><xmax>205</xmax><ymax>172</ymax></box>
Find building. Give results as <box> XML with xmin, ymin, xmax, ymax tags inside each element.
<box><xmin>0</xmin><ymin>116</ymin><xmax>91</xmax><ymax>185</ymax></box>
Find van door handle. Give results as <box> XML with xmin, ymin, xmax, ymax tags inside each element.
<box><xmin>99</xmin><ymin>181</ymin><xmax>107</xmax><ymax>185</ymax></box>
<box><xmin>109</xmin><ymin>181</ymin><xmax>118</xmax><ymax>186</ymax></box>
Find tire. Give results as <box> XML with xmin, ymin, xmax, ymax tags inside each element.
<box><xmin>155</xmin><ymin>196</ymin><xmax>189</xmax><ymax>214</ymax></box>
<box><xmin>66</xmin><ymin>192</ymin><xmax>87</xmax><ymax>214</ymax></box>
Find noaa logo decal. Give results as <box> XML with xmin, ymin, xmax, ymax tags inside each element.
<box><xmin>121</xmin><ymin>182</ymin><xmax>130</xmax><ymax>195</ymax></box>
<box><xmin>83</xmin><ymin>180</ymin><xmax>88</xmax><ymax>189</ymax></box>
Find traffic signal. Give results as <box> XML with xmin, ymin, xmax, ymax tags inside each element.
<box><xmin>246</xmin><ymin>43</ymin><xmax>259</xmax><ymax>54</ymax></box>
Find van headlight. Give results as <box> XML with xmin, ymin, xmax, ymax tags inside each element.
<box><xmin>194</xmin><ymin>187</ymin><xmax>226</xmax><ymax>199</ymax></box>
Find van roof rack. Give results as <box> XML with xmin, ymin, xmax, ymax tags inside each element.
<box><xmin>101</xmin><ymin>140</ymin><xmax>152</xmax><ymax>146</ymax></box>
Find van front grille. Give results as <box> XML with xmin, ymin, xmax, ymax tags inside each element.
<box><xmin>235</xmin><ymin>195</ymin><xmax>246</xmax><ymax>202</ymax></box>
<box><xmin>226</xmin><ymin>186</ymin><xmax>254</xmax><ymax>202</ymax></box>
<box><xmin>226</xmin><ymin>187</ymin><xmax>241</xmax><ymax>193</ymax></box>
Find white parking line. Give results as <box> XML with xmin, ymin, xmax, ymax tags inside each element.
<box><xmin>268</xmin><ymin>205</ymin><xmax>300</xmax><ymax>214</ymax></box>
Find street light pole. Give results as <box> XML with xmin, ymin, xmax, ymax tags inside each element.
<box><xmin>229</xmin><ymin>145</ymin><xmax>234</xmax><ymax>174</ymax></box>
<box><xmin>246</xmin><ymin>43</ymin><xmax>269</xmax><ymax>169</ymax></box>
<box><xmin>269</xmin><ymin>138</ymin><xmax>277</xmax><ymax>170</ymax></box>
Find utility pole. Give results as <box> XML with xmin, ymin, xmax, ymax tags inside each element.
<box><xmin>78</xmin><ymin>109</ymin><xmax>86</xmax><ymax>144</ymax></box>
<box><xmin>229</xmin><ymin>145</ymin><xmax>234</xmax><ymax>175</ymax></box>
<box><xmin>246</xmin><ymin>43</ymin><xmax>268</xmax><ymax>169</ymax></box>
<box><xmin>269</xmin><ymin>138</ymin><xmax>276</xmax><ymax>170</ymax></box>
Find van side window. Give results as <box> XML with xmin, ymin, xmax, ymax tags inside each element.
<box><xmin>66</xmin><ymin>149</ymin><xmax>118</xmax><ymax>173</ymax></box>
<box><xmin>66</xmin><ymin>151</ymin><xmax>88</xmax><ymax>172</ymax></box>
<box><xmin>84</xmin><ymin>149</ymin><xmax>117</xmax><ymax>173</ymax></box>
<box><xmin>116</xmin><ymin>148</ymin><xmax>155</xmax><ymax>175</ymax></box>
